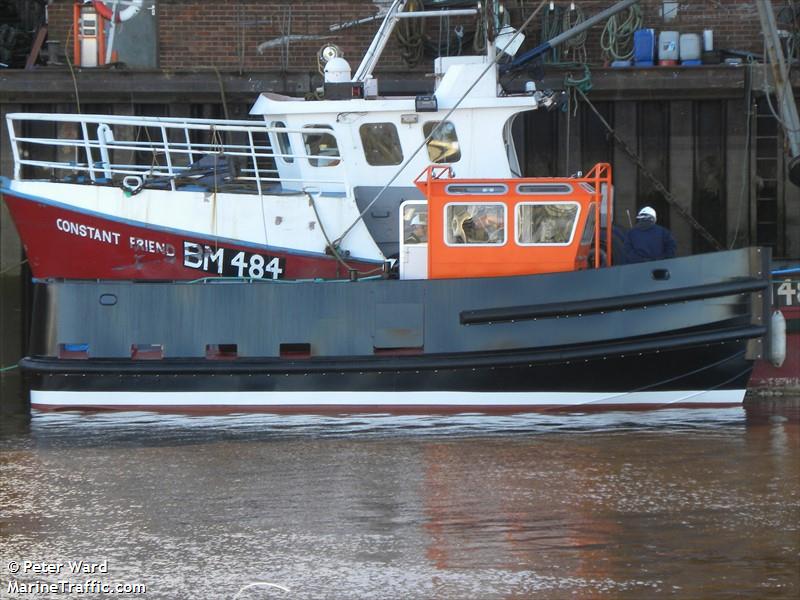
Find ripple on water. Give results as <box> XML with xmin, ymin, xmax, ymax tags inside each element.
<box><xmin>0</xmin><ymin>406</ymin><xmax>797</xmax><ymax>599</ymax></box>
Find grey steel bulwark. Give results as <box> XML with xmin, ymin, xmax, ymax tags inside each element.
<box><xmin>19</xmin><ymin>248</ymin><xmax>772</xmax><ymax>408</ymax></box>
<box><xmin>26</xmin><ymin>247</ymin><xmax>769</xmax><ymax>361</ymax></box>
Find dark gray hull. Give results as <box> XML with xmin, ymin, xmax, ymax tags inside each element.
<box><xmin>21</xmin><ymin>248</ymin><xmax>772</xmax><ymax>412</ymax></box>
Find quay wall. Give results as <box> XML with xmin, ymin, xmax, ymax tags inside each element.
<box><xmin>43</xmin><ymin>0</ymin><xmax>781</xmax><ymax>72</ymax></box>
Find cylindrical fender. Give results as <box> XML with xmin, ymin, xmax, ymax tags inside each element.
<box><xmin>769</xmin><ymin>310</ymin><xmax>787</xmax><ymax>368</ymax></box>
<box><xmin>93</xmin><ymin>0</ymin><xmax>142</xmax><ymax>23</ymax></box>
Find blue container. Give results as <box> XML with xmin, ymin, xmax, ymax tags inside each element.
<box><xmin>633</xmin><ymin>29</ymin><xmax>655</xmax><ymax>64</ymax></box>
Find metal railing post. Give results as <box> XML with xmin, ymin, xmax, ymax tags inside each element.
<box><xmin>160</xmin><ymin>126</ymin><xmax>176</xmax><ymax>191</ymax></box>
<box><xmin>7</xmin><ymin>115</ymin><xmax>21</xmax><ymax>180</ymax></box>
<box><xmin>80</xmin><ymin>121</ymin><xmax>96</xmax><ymax>182</ymax></box>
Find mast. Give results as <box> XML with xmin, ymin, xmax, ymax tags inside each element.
<box><xmin>351</xmin><ymin>0</ymin><xmax>478</xmax><ymax>83</ymax></box>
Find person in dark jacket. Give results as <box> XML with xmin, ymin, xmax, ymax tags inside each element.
<box><xmin>624</xmin><ymin>206</ymin><xmax>677</xmax><ymax>263</ymax></box>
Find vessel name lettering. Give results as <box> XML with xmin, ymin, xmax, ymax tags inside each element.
<box><xmin>129</xmin><ymin>235</ymin><xmax>176</xmax><ymax>257</ymax></box>
<box><xmin>55</xmin><ymin>218</ymin><xmax>120</xmax><ymax>245</ymax></box>
<box><xmin>183</xmin><ymin>241</ymin><xmax>285</xmax><ymax>280</ymax></box>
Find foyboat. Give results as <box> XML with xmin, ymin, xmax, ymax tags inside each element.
<box><xmin>10</xmin><ymin>165</ymin><xmax>777</xmax><ymax>412</ymax></box>
<box><xmin>0</xmin><ymin>0</ymin><xmax>782</xmax><ymax>411</ymax></box>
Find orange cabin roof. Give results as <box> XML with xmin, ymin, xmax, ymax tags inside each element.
<box><xmin>413</xmin><ymin>164</ymin><xmax>613</xmax><ymax>280</ymax></box>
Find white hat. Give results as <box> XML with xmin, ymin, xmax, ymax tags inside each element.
<box><xmin>637</xmin><ymin>206</ymin><xmax>657</xmax><ymax>221</ymax></box>
<box><xmin>410</xmin><ymin>214</ymin><xmax>426</xmax><ymax>227</ymax></box>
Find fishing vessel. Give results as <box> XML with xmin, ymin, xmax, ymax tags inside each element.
<box><xmin>1</xmin><ymin>0</ymin><xmax>642</xmax><ymax>281</ymax></box>
<box><xmin>16</xmin><ymin>165</ymin><xmax>777</xmax><ymax>412</ymax></box>
<box><xmin>0</xmin><ymin>0</ymin><xmax>784</xmax><ymax>411</ymax></box>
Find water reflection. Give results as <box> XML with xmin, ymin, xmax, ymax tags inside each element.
<box><xmin>0</xmin><ymin>374</ymin><xmax>30</xmax><ymax>437</ymax></box>
<box><xmin>0</xmin><ymin>390</ymin><xmax>798</xmax><ymax>598</ymax></box>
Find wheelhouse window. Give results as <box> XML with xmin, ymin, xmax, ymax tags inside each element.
<box><xmin>445</xmin><ymin>203</ymin><xmax>506</xmax><ymax>245</ymax></box>
<box><xmin>303</xmin><ymin>125</ymin><xmax>340</xmax><ymax>167</ymax></box>
<box><xmin>423</xmin><ymin>121</ymin><xmax>461</xmax><ymax>164</ymax></box>
<box><xmin>580</xmin><ymin>203</ymin><xmax>597</xmax><ymax>245</ymax></box>
<box><xmin>516</xmin><ymin>203</ymin><xmax>580</xmax><ymax>245</ymax></box>
<box><xmin>402</xmin><ymin>204</ymin><xmax>428</xmax><ymax>245</ymax></box>
<box><xmin>360</xmin><ymin>123</ymin><xmax>403</xmax><ymax>166</ymax></box>
<box><xmin>271</xmin><ymin>121</ymin><xmax>294</xmax><ymax>164</ymax></box>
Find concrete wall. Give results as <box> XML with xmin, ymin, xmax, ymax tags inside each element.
<box><xmin>523</xmin><ymin>93</ymin><xmax>800</xmax><ymax>260</ymax></box>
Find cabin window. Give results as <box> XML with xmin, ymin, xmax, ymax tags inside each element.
<box><xmin>271</xmin><ymin>121</ymin><xmax>294</xmax><ymax>164</ymax></box>
<box><xmin>580</xmin><ymin>203</ymin><xmax>597</xmax><ymax>245</ymax></box>
<box><xmin>403</xmin><ymin>204</ymin><xmax>428</xmax><ymax>244</ymax></box>
<box><xmin>303</xmin><ymin>124</ymin><xmax>340</xmax><ymax>167</ymax></box>
<box><xmin>445</xmin><ymin>203</ymin><xmax>506</xmax><ymax>245</ymax></box>
<box><xmin>516</xmin><ymin>203</ymin><xmax>580</xmax><ymax>245</ymax></box>
<box><xmin>423</xmin><ymin>121</ymin><xmax>461</xmax><ymax>164</ymax></box>
<box><xmin>360</xmin><ymin>123</ymin><xmax>403</xmax><ymax>166</ymax></box>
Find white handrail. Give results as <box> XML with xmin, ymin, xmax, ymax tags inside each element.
<box><xmin>7</xmin><ymin>113</ymin><xmax>347</xmax><ymax>194</ymax></box>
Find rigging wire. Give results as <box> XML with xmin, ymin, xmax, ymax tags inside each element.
<box><xmin>63</xmin><ymin>27</ymin><xmax>82</xmax><ymax>114</ymax></box>
<box><xmin>572</xmin><ymin>83</ymin><xmax>724</xmax><ymax>250</ymax></box>
<box><xmin>306</xmin><ymin>190</ymin><xmax>385</xmax><ymax>277</ymax></box>
<box><xmin>730</xmin><ymin>59</ymin><xmax>754</xmax><ymax>249</ymax></box>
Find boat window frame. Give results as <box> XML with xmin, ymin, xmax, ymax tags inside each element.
<box><xmin>580</xmin><ymin>202</ymin><xmax>597</xmax><ymax>245</ymax></box>
<box><xmin>401</xmin><ymin>201</ymin><xmax>429</xmax><ymax>246</ymax></box>
<box><xmin>444</xmin><ymin>201</ymin><xmax>508</xmax><ymax>247</ymax></box>
<box><xmin>423</xmin><ymin>120</ymin><xmax>462</xmax><ymax>164</ymax></box>
<box><xmin>445</xmin><ymin>183</ymin><xmax>508</xmax><ymax>195</ymax></box>
<box><xmin>303</xmin><ymin>124</ymin><xmax>341</xmax><ymax>168</ymax></box>
<box><xmin>515</xmin><ymin>201</ymin><xmax>582</xmax><ymax>247</ymax></box>
<box><xmin>359</xmin><ymin>122</ymin><xmax>404</xmax><ymax>166</ymax></box>
<box><xmin>516</xmin><ymin>182</ymin><xmax>574</xmax><ymax>195</ymax></box>
<box><xmin>271</xmin><ymin>121</ymin><xmax>294</xmax><ymax>164</ymax></box>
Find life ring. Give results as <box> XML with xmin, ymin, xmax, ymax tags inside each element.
<box><xmin>93</xmin><ymin>0</ymin><xmax>142</xmax><ymax>23</ymax></box>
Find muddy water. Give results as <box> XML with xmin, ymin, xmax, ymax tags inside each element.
<box><xmin>0</xmin><ymin>384</ymin><xmax>798</xmax><ymax>599</ymax></box>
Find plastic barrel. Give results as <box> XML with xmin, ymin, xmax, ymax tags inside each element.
<box><xmin>658</xmin><ymin>31</ymin><xmax>679</xmax><ymax>61</ymax></box>
<box><xmin>680</xmin><ymin>34</ymin><xmax>702</xmax><ymax>62</ymax></box>
<box><xmin>634</xmin><ymin>29</ymin><xmax>655</xmax><ymax>64</ymax></box>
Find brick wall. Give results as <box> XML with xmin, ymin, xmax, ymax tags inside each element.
<box><xmin>46</xmin><ymin>0</ymin><xmax>782</xmax><ymax>72</ymax></box>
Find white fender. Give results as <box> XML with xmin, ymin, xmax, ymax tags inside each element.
<box><xmin>93</xmin><ymin>0</ymin><xmax>143</xmax><ymax>23</ymax></box>
<box><xmin>770</xmin><ymin>310</ymin><xmax>787</xmax><ymax>368</ymax></box>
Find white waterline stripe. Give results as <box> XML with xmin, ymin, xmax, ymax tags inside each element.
<box><xmin>31</xmin><ymin>389</ymin><xmax>746</xmax><ymax>408</ymax></box>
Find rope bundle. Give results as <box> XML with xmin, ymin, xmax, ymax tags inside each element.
<box><xmin>600</xmin><ymin>3</ymin><xmax>642</xmax><ymax>63</ymax></box>
<box><xmin>395</xmin><ymin>0</ymin><xmax>425</xmax><ymax>67</ymax></box>
<box><xmin>561</xmin><ymin>3</ymin><xmax>587</xmax><ymax>64</ymax></box>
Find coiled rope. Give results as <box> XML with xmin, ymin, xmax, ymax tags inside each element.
<box><xmin>541</xmin><ymin>4</ymin><xmax>562</xmax><ymax>63</ymax></box>
<box><xmin>562</xmin><ymin>3</ymin><xmax>587</xmax><ymax>64</ymax></box>
<box><xmin>600</xmin><ymin>3</ymin><xmax>642</xmax><ymax>63</ymax></box>
<box><xmin>395</xmin><ymin>0</ymin><xmax>425</xmax><ymax>67</ymax></box>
